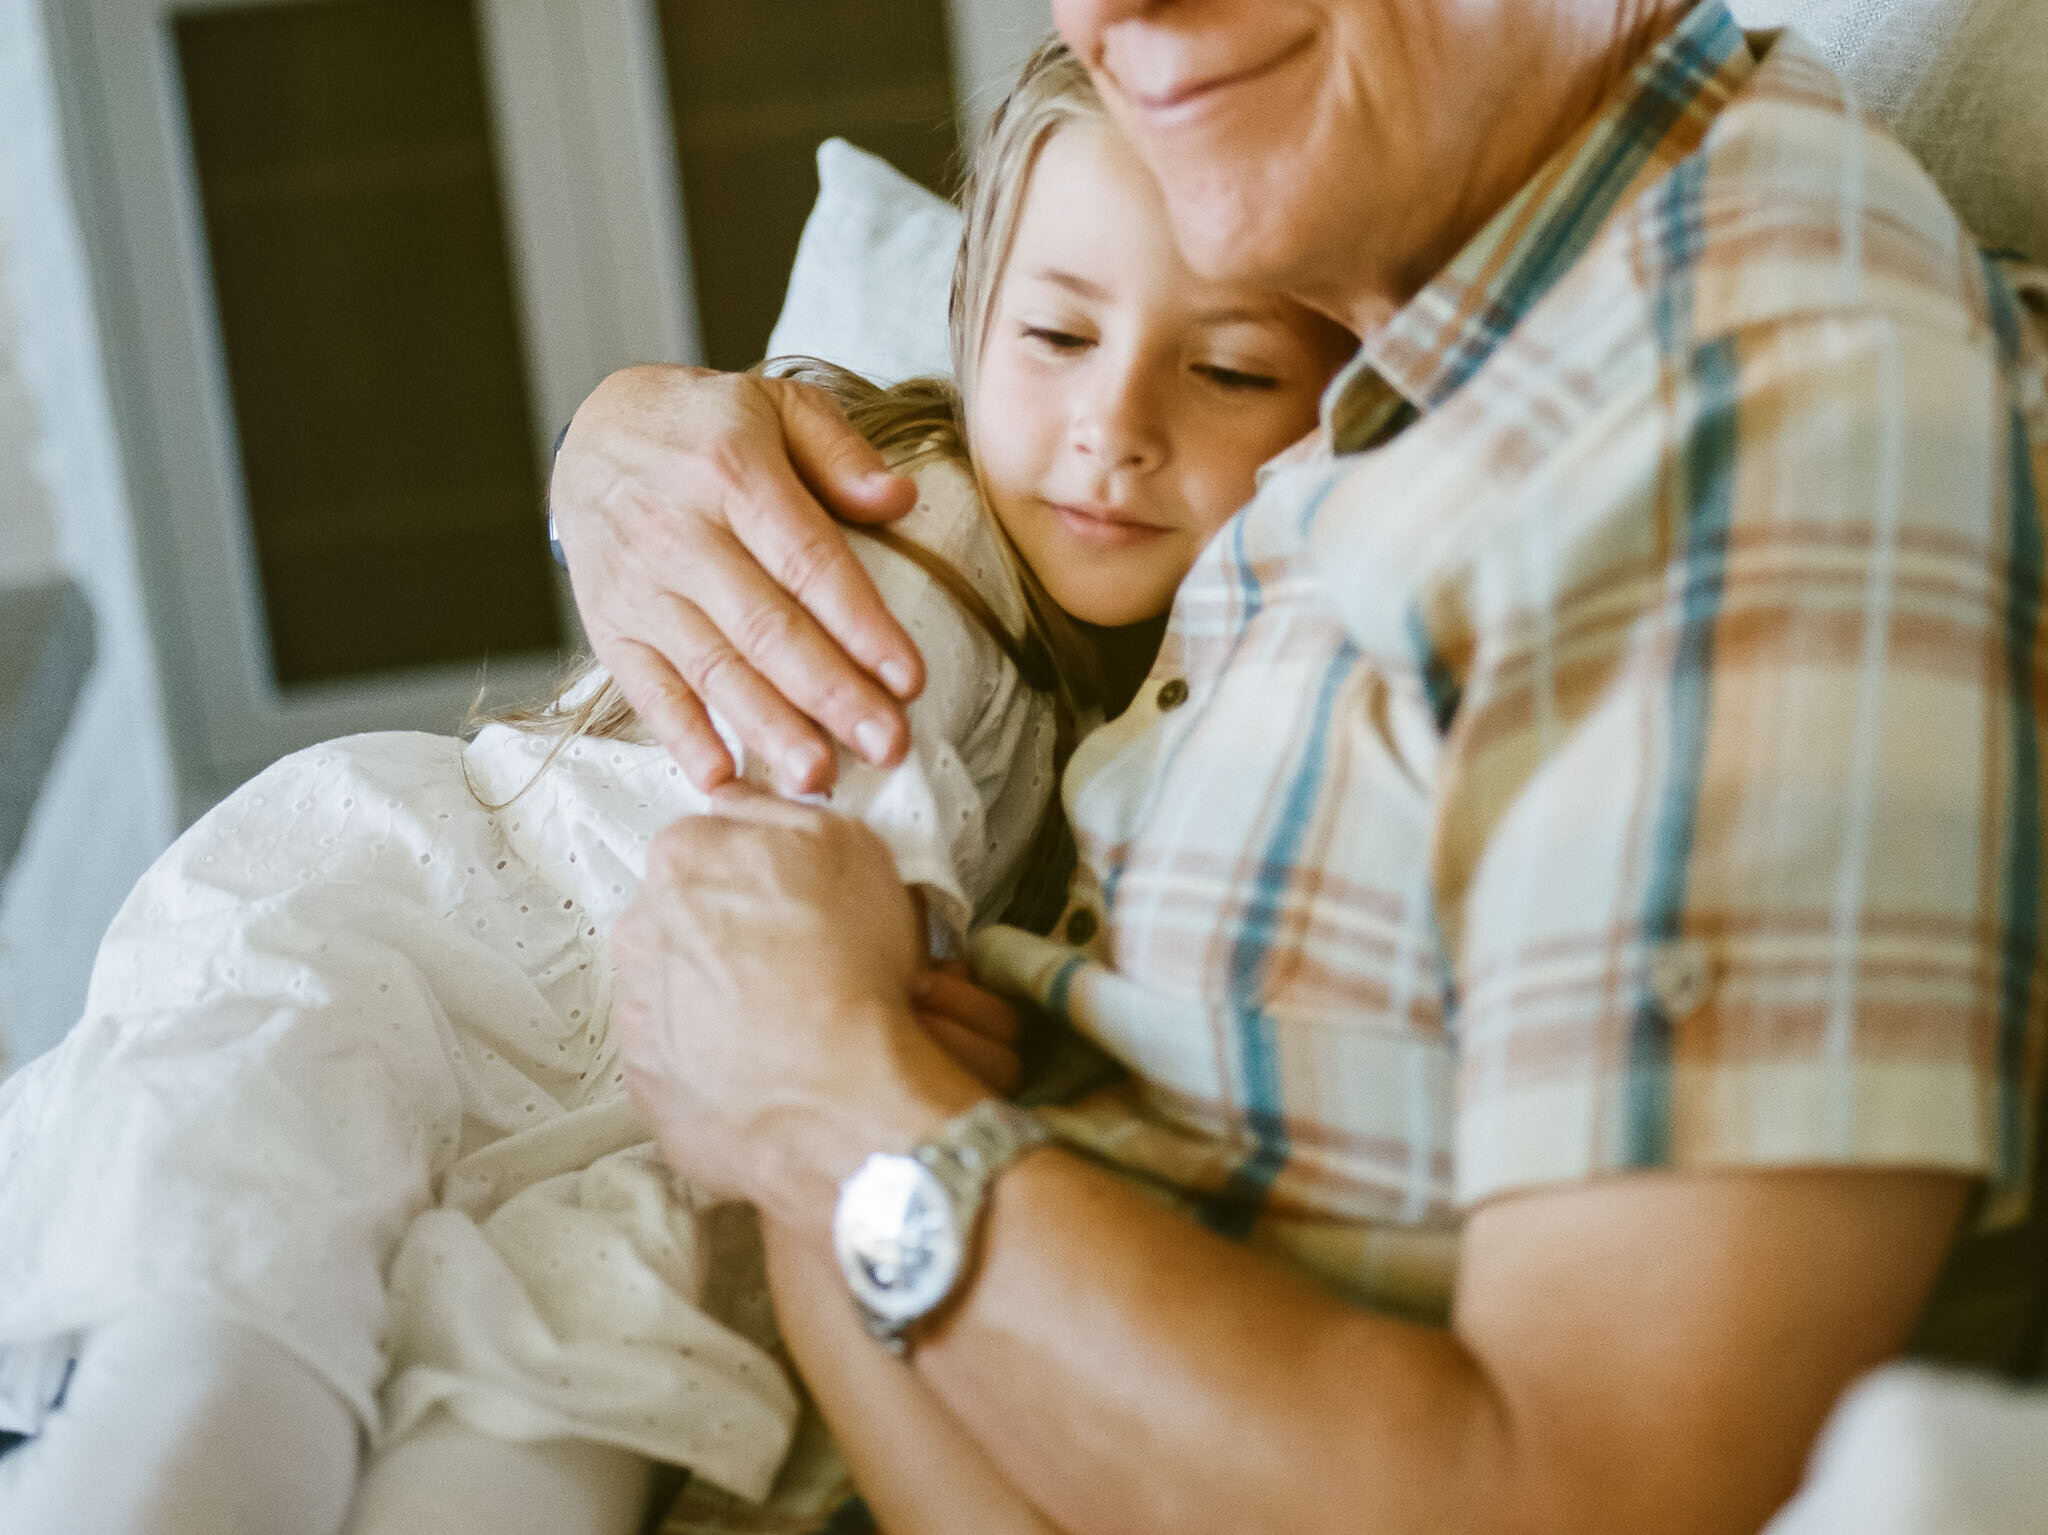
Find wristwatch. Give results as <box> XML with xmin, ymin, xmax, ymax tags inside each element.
<box><xmin>832</xmin><ymin>1099</ymin><xmax>1050</xmax><ymax>1356</ymax></box>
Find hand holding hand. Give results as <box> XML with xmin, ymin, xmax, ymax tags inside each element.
<box><xmin>612</xmin><ymin>789</ymin><xmax>980</xmax><ymax>1226</ymax></box>
<box><xmin>550</xmin><ymin>365</ymin><xmax>923</xmax><ymax>794</ymax></box>
<box><xmin>912</xmin><ymin>961</ymin><xmax>1025</xmax><ymax>1097</ymax></box>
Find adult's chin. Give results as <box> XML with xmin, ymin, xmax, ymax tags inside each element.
<box><xmin>1150</xmin><ymin>147</ymin><xmax>1354</xmax><ymax>301</ymax></box>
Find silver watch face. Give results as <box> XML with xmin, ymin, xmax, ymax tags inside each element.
<box><xmin>833</xmin><ymin>1152</ymin><xmax>964</xmax><ymax>1325</ymax></box>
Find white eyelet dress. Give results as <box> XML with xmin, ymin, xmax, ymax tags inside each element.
<box><xmin>0</xmin><ymin>456</ymin><xmax>1056</xmax><ymax>1503</ymax></box>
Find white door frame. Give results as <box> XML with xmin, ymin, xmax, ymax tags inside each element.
<box><xmin>50</xmin><ymin>0</ymin><xmax>697</xmax><ymax>816</ymax></box>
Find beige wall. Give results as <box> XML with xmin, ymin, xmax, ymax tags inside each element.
<box><xmin>0</xmin><ymin>211</ymin><xmax>61</xmax><ymax>589</ymax></box>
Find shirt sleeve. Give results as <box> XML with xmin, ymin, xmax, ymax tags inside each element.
<box><xmin>1391</xmin><ymin>307</ymin><xmax>2044</xmax><ymax>1220</ymax></box>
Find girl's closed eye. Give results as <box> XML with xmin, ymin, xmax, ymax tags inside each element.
<box><xmin>1021</xmin><ymin>324</ymin><xmax>1093</xmax><ymax>353</ymax></box>
<box><xmin>1194</xmin><ymin>362</ymin><xmax>1282</xmax><ymax>392</ymax></box>
<box><xmin>965</xmin><ymin>103</ymin><xmax>1357</xmax><ymax>632</ymax></box>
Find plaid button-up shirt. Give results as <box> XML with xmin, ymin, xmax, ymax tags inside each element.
<box><xmin>974</xmin><ymin>0</ymin><xmax>2048</xmax><ymax>1340</ymax></box>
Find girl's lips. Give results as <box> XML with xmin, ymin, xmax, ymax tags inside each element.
<box><xmin>1048</xmin><ymin>501</ymin><xmax>1172</xmax><ymax>550</ymax></box>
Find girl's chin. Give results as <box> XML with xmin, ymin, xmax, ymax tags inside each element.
<box><xmin>1049</xmin><ymin>583</ymin><xmax>1173</xmax><ymax>630</ymax></box>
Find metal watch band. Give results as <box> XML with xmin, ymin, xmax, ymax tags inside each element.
<box><xmin>846</xmin><ymin>1100</ymin><xmax>1049</xmax><ymax>1356</ymax></box>
<box><xmin>914</xmin><ymin>1099</ymin><xmax>1051</xmax><ymax>1207</ymax></box>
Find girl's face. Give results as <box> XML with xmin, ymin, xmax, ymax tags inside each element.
<box><xmin>968</xmin><ymin>119</ymin><xmax>1355</xmax><ymax>628</ymax></box>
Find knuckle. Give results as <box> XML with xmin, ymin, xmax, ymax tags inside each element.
<box><xmin>696</xmin><ymin>382</ymin><xmax>773</xmax><ymax>484</ymax></box>
<box><xmin>772</xmin><ymin>531</ymin><xmax>846</xmax><ymax>605</ymax></box>
<box><xmin>771</xmin><ymin>374</ymin><xmax>842</xmax><ymax>418</ymax></box>
<box><xmin>682</xmin><ymin>632</ymin><xmax>749</xmax><ymax>699</ymax></box>
<box><xmin>658</xmin><ymin>703</ymin><xmax>717</xmax><ymax>758</ymax></box>
<box><xmin>811</xmin><ymin>672</ymin><xmax>879</xmax><ymax>728</ymax></box>
<box><xmin>732</xmin><ymin>599</ymin><xmax>803</xmax><ymax>664</ymax></box>
<box><xmin>698</xmin><ymin>438</ymin><xmax>756</xmax><ymax>504</ymax></box>
<box><xmin>633</xmin><ymin>674</ymin><xmax>704</xmax><ymax>733</ymax></box>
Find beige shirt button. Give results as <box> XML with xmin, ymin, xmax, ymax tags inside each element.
<box><xmin>1155</xmin><ymin>678</ymin><xmax>1189</xmax><ymax>710</ymax></box>
<box><xmin>1646</xmin><ymin>938</ymin><xmax>1715</xmax><ymax>1020</ymax></box>
<box><xmin>1064</xmin><ymin>908</ymin><xmax>1100</xmax><ymax>945</ymax></box>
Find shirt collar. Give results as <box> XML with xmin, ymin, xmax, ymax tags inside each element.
<box><xmin>1322</xmin><ymin>0</ymin><xmax>1755</xmax><ymax>453</ymax></box>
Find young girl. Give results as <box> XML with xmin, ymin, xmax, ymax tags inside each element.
<box><xmin>0</xmin><ymin>39</ymin><xmax>1355</xmax><ymax>1535</ymax></box>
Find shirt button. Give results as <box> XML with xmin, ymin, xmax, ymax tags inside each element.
<box><xmin>1155</xmin><ymin>678</ymin><xmax>1189</xmax><ymax>710</ymax></box>
<box><xmin>1064</xmin><ymin>908</ymin><xmax>1099</xmax><ymax>945</ymax></box>
<box><xmin>1647</xmin><ymin>938</ymin><xmax>1714</xmax><ymax>1020</ymax></box>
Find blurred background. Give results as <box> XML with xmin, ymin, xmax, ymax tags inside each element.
<box><xmin>0</xmin><ymin>0</ymin><xmax>1053</xmax><ymax>1075</ymax></box>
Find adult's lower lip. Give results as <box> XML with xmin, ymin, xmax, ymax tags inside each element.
<box><xmin>1127</xmin><ymin>33</ymin><xmax>1315</xmax><ymax>126</ymax></box>
<box><xmin>1050</xmin><ymin>503</ymin><xmax>1171</xmax><ymax>550</ymax></box>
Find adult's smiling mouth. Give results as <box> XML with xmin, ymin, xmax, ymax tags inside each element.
<box><xmin>1118</xmin><ymin>30</ymin><xmax>1317</xmax><ymax>123</ymax></box>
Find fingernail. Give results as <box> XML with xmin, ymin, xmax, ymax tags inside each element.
<box><xmin>783</xmin><ymin>744</ymin><xmax>824</xmax><ymax>787</ymax></box>
<box><xmin>880</xmin><ymin>661</ymin><xmax>915</xmax><ymax>698</ymax></box>
<box><xmin>855</xmin><ymin>717</ymin><xmax>894</xmax><ymax>764</ymax></box>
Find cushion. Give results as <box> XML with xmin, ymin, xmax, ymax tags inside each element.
<box><xmin>764</xmin><ymin>138</ymin><xmax>962</xmax><ymax>383</ymax></box>
<box><xmin>1727</xmin><ymin>0</ymin><xmax>2048</xmax><ymax>261</ymax></box>
<box><xmin>1763</xmin><ymin>1364</ymin><xmax>2048</xmax><ymax>1534</ymax></box>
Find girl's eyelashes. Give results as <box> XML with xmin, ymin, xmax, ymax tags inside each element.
<box><xmin>1195</xmin><ymin>363</ymin><xmax>1282</xmax><ymax>392</ymax></box>
<box><xmin>1020</xmin><ymin>324</ymin><xmax>1093</xmax><ymax>353</ymax></box>
<box><xmin>1011</xmin><ymin>315</ymin><xmax>1284</xmax><ymax>391</ymax></box>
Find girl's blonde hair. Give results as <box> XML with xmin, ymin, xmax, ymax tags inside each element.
<box><xmin>948</xmin><ymin>37</ymin><xmax>1103</xmax><ymax>404</ymax></box>
<box><xmin>485</xmin><ymin>39</ymin><xmax>1112</xmax><ymax>802</ymax></box>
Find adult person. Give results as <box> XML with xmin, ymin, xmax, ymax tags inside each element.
<box><xmin>552</xmin><ymin>1</ymin><xmax>2047</xmax><ymax>1530</ymax></box>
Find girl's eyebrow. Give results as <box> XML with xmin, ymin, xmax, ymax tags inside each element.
<box><xmin>1030</xmin><ymin>266</ymin><xmax>1110</xmax><ymax>300</ymax></box>
<box><xmin>1028</xmin><ymin>266</ymin><xmax>1286</xmax><ymax>329</ymax></box>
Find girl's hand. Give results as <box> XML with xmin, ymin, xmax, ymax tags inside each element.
<box><xmin>911</xmin><ymin>961</ymin><xmax>1024</xmax><ymax>1096</ymax></box>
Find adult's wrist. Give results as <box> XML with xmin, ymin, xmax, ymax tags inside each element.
<box><xmin>751</xmin><ymin>1000</ymin><xmax>985</xmax><ymax>1238</ymax></box>
<box><xmin>835</xmin><ymin>1099</ymin><xmax>1053</xmax><ymax>1357</ymax></box>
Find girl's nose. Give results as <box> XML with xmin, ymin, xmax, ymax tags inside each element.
<box><xmin>1070</xmin><ymin>357</ymin><xmax>1166</xmax><ymax>473</ymax></box>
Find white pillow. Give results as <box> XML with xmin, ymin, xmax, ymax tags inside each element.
<box><xmin>764</xmin><ymin>138</ymin><xmax>962</xmax><ymax>384</ymax></box>
<box><xmin>1727</xmin><ymin>0</ymin><xmax>2048</xmax><ymax>261</ymax></box>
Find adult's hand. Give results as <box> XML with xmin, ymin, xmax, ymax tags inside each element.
<box><xmin>550</xmin><ymin>365</ymin><xmax>924</xmax><ymax>795</ymax></box>
<box><xmin>610</xmin><ymin>788</ymin><xmax>980</xmax><ymax>1224</ymax></box>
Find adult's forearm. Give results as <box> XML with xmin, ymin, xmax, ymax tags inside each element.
<box><xmin>876</xmin><ymin>1150</ymin><xmax>1958</xmax><ymax>1535</ymax></box>
<box><xmin>760</xmin><ymin>1221</ymin><xmax>1064</xmax><ymax>1535</ymax></box>
<box><xmin>905</xmin><ymin>1151</ymin><xmax>1506</xmax><ymax>1535</ymax></box>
